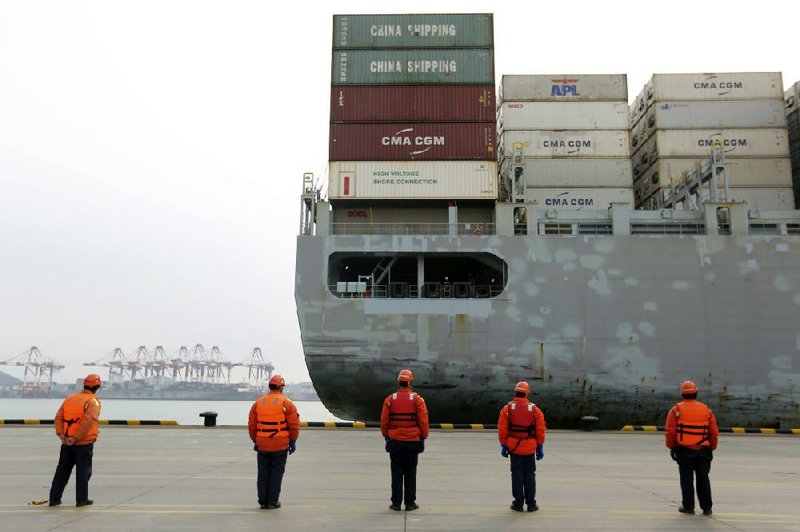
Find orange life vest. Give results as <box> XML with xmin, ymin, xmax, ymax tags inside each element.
<box><xmin>507</xmin><ymin>401</ymin><xmax>537</xmax><ymax>442</ymax></box>
<box><xmin>674</xmin><ymin>401</ymin><xmax>712</xmax><ymax>448</ymax></box>
<box><xmin>255</xmin><ymin>394</ymin><xmax>289</xmax><ymax>441</ymax></box>
<box><xmin>388</xmin><ymin>392</ymin><xmax>418</xmax><ymax>429</ymax></box>
<box><xmin>62</xmin><ymin>392</ymin><xmax>100</xmax><ymax>441</ymax></box>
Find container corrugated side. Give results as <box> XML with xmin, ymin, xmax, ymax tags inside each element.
<box><xmin>500</xmin><ymin>74</ymin><xmax>627</xmax><ymax>102</ymax></box>
<box><xmin>328</xmin><ymin>161</ymin><xmax>497</xmax><ymax>199</ymax></box>
<box><xmin>649</xmin><ymin>72</ymin><xmax>783</xmax><ymax>101</ymax></box>
<box><xmin>331</xmin><ymin>205</ymin><xmax>495</xmax><ymax>225</ymax></box>
<box><xmin>500</xmin><ymin>102</ymin><xmax>629</xmax><ymax>130</ymax></box>
<box><xmin>525</xmin><ymin>187</ymin><xmax>634</xmax><ymax>210</ymax></box>
<box><xmin>640</xmin><ymin>100</ymin><xmax>787</xmax><ymax>131</ymax></box>
<box><xmin>649</xmin><ymin>129</ymin><xmax>790</xmax><ymax>158</ymax></box>
<box><xmin>330</xmin><ymin>85</ymin><xmax>495</xmax><ymax>122</ymax></box>
<box><xmin>332</xmin><ymin>49</ymin><xmax>494</xmax><ymax>85</ymax></box>
<box><xmin>634</xmin><ymin>157</ymin><xmax>794</xmax><ymax>200</ymax></box>
<box><xmin>329</xmin><ymin>123</ymin><xmax>495</xmax><ymax>161</ymax></box>
<box><xmin>515</xmin><ymin>158</ymin><xmax>633</xmax><ymax>188</ymax></box>
<box><xmin>333</xmin><ymin>14</ymin><xmax>493</xmax><ymax>49</ymax></box>
<box><xmin>500</xmin><ymin>130</ymin><xmax>630</xmax><ymax>158</ymax></box>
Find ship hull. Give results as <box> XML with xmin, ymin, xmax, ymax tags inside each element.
<box><xmin>296</xmin><ymin>231</ymin><xmax>800</xmax><ymax>429</ymax></box>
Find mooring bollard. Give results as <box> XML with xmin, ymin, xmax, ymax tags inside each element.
<box><xmin>199</xmin><ymin>411</ymin><xmax>218</xmax><ymax>427</ymax></box>
<box><xmin>580</xmin><ymin>415</ymin><xmax>600</xmax><ymax>431</ymax></box>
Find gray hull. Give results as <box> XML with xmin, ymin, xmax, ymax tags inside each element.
<box><xmin>295</xmin><ymin>210</ymin><xmax>800</xmax><ymax>428</ymax></box>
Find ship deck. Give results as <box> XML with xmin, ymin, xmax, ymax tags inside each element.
<box><xmin>2</xmin><ymin>426</ymin><xmax>798</xmax><ymax>531</ymax></box>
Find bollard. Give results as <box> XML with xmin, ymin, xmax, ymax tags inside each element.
<box><xmin>580</xmin><ymin>415</ymin><xmax>599</xmax><ymax>431</ymax></box>
<box><xmin>199</xmin><ymin>411</ymin><xmax>218</xmax><ymax>427</ymax></box>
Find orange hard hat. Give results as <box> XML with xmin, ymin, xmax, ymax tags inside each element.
<box><xmin>269</xmin><ymin>374</ymin><xmax>285</xmax><ymax>387</ymax></box>
<box><xmin>397</xmin><ymin>369</ymin><xmax>414</xmax><ymax>383</ymax></box>
<box><xmin>680</xmin><ymin>380</ymin><xmax>698</xmax><ymax>395</ymax></box>
<box><xmin>514</xmin><ymin>381</ymin><xmax>530</xmax><ymax>395</ymax></box>
<box><xmin>84</xmin><ymin>374</ymin><xmax>102</xmax><ymax>387</ymax></box>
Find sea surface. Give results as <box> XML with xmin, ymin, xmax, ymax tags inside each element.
<box><xmin>0</xmin><ymin>398</ymin><xmax>347</xmax><ymax>425</ymax></box>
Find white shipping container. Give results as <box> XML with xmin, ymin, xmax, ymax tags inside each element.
<box><xmin>635</xmin><ymin>157</ymin><xmax>793</xmax><ymax>201</ymax></box>
<box><xmin>328</xmin><ymin>161</ymin><xmax>497</xmax><ymax>200</ymax></box>
<box><xmin>648</xmin><ymin>129</ymin><xmax>789</xmax><ymax>158</ymax></box>
<box><xmin>635</xmin><ymin>100</ymin><xmax>787</xmax><ymax>131</ymax></box>
<box><xmin>647</xmin><ymin>72</ymin><xmax>783</xmax><ymax>101</ymax></box>
<box><xmin>516</xmin><ymin>158</ymin><xmax>633</xmax><ymax>188</ymax></box>
<box><xmin>500</xmin><ymin>74</ymin><xmax>627</xmax><ymax>102</ymax></box>
<box><xmin>526</xmin><ymin>187</ymin><xmax>634</xmax><ymax>210</ymax></box>
<box><xmin>500</xmin><ymin>102</ymin><xmax>629</xmax><ymax>130</ymax></box>
<box><xmin>500</xmin><ymin>130</ymin><xmax>630</xmax><ymax>158</ymax></box>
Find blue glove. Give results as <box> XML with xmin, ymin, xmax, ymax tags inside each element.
<box><xmin>500</xmin><ymin>444</ymin><xmax>509</xmax><ymax>458</ymax></box>
<box><xmin>536</xmin><ymin>444</ymin><xmax>544</xmax><ymax>461</ymax></box>
<box><xmin>253</xmin><ymin>443</ymin><xmax>258</xmax><ymax>452</ymax></box>
<box><xmin>384</xmin><ymin>436</ymin><xmax>390</xmax><ymax>453</ymax></box>
<box><xmin>419</xmin><ymin>439</ymin><xmax>425</xmax><ymax>453</ymax></box>
<box><xmin>288</xmin><ymin>440</ymin><xmax>296</xmax><ymax>455</ymax></box>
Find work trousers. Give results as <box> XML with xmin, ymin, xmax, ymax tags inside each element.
<box><xmin>256</xmin><ymin>449</ymin><xmax>288</xmax><ymax>506</ymax></box>
<box><xmin>49</xmin><ymin>443</ymin><xmax>94</xmax><ymax>504</ymax></box>
<box><xmin>388</xmin><ymin>440</ymin><xmax>422</xmax><ymax>506</ymax></box>
<box><xmin>509</xmin><ymin>453</ymin><xmax>537</xmax><ymax>508</ymax></box>
<box><xmin>675</xmin><ymin>446</ymin><xmax>713</xmax><ymax>511</ymax></box>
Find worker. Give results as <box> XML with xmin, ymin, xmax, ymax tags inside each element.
<box><xmin>248</xmin><ymin>374</ymin><xmax>300</xmax><ymax>510</ymax></box>
<box><xmin>48</xmin><ymin>374</ymin><xmax>103</xmax><ymax>507</ymax></box>
<box><xmin>497</xmin><ymin>381</ymin><xmax>546</xmax><ymax>512</ymax></box>
<box><xmin>665</xmin><ymin>380</ymin><xmax>719</xmax><ymax>516</ymax></box>
<box><xmin>381</xmin><ymin>368</ymin><xmax>429</xmax><ymax>512</ymax></box>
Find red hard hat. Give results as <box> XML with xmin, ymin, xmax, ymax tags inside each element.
<box><xmin>84</xmin><ymin>374</ymin><xmax>102</xmax><ymax>387</ymax></box>
<box><xmin>269</xmin><ymin>374</ymin><xmax>285</xmax><ymax>387</ymax></box>
<box><xmin>514</xmin><ymin>381</ymin><xmax>530</xmax><ymax>395</ymax></box>
<box><xmin>680</xmin><ymin>380</ymin><xmax>698</xmax><ymax>395</ymax></box>
<box><xmin>397</xmin><ymin>369</ymin><xmax>414</xmax><ymax>383</ymax></box>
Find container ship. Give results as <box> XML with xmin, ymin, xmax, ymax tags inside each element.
<box><xmin>295</xmin><ymin>13</ymin><xmax>800</xmax><ymax>428</ymax></box>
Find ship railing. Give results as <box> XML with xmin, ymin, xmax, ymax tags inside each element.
<box><xmin>328</xmin><ymin>282</ymin><xmax>502</xmax><ymax>299</ymax></box>
<box><xmin>329</xmin><ymin>222</ymin><xmax>496</xmax><ymax>236</ymax></box>
<box><xmin>630</xmin><ymin>222</ymin><xmax>706</xmax><ymax>235</ymax></box>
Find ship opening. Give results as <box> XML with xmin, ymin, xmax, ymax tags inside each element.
<box><xmin>328</xmin><ymin>252</ymin><xmax>506</xmax><ymax>299</ymax></box>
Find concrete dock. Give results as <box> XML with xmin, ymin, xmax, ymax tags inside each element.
<box><xmin>1</xmin><ymin>426</ymin><xmax>798</xmax><ymax>531</ymax></box>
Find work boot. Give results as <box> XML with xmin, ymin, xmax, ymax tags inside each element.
<box><xmin>48</xmin><ymin>500</ymin><xmax>61</xmax><ymax>507</ymax></box>
<box><xmin>510</xmin><ymin>504</ymin><xmax>524</xmax><ymax>512</ymax></box>
<box><xmin>389</xmin><ymin>504</ymin><xmax>401</xmax><ymax>511</ymax></box>
<box><xmin>405</xmin><ymin>503</ymin><xmax>419</xmax><ymax>511</ymax></box>
<box><xmin>678</xmin><ymin>506</ymin><xmax>695</xmax><ymax>515</ymax></box>
<box><xmin>527</xmin><ymin>504</ymin><xmax>539</xmax><ymax>512</ymax></box>
<box><xmin>76</xmin><ymin>500</ymin><xmax>93</xmax><ymax>507</ymax></box>
<box><xmin>265</xmin><ymin>502</ymin><xmax>281</xmax><ymax>509</ymax></box>
<box><xmin>259</xmin><ymin>504</ymin><xmax>268</xmax><ymax>510</ymax></box>
<box><xmin>702</xmin><ymin>509</ymin><xmax>713</xmax><ymax>516</ymax></box>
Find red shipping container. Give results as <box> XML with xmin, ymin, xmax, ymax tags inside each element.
<box><xmin>330</xmin><ymin>85</ymin><xmax>496</xmax><ymax>123</ymax></box>
<box><xmin>329</xmin><ymin>123</ymin><xmax>496</xmax><ymax>161</ymax></box>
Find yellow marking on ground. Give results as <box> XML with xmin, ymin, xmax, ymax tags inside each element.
<box><xmin>352</xmin><ymin>421</ymin><xmax>366</xmax><ymax>428</ymax></box>
<box><xmin>439</xmin><ymin>423</ymin><xmax>454</xmax><ymax>429</ymax></box>
<box><xmin>759</xmin><ymin>428</ymin><xmax>776</xmax><ymax>434</ymax></box>
<box><xmin>324</xmin><ymin>421</ymin><xmax>336</xmax><ymax>428</ymax></box>
<box><xmin>127</xmin><ymin>420</ymin><xmax>141</xmax><ymax>425</ymax></box>
<box><xmin>731</xmin><ymin>427</ymin><xmax>745</xmax><ymax>433</ymax></box>
<box><xmin>641</xmin><ymin>425</ymin><xmax>658</xmax><ymax>432</ymax></box>
<box><xmin>470</xmin><ymin>424</ymin><xmax>484</xmax><ymax>430</ymax></box>
<box><xmin>793</xmin><ymin>429</ymin><xmax>800</xmax><ymax>435</ymax></box>
<box><xmin>299</xmin><ymin>421</ymin><xmax>308</xmax><ymax>427</ymax></box>
<box><xmin>620</xmin><ymin>425</ymin><xmax>634</xmax><ymax>431</ymax></box>
<box><xmin>0</xmin><ymin>420</ymin><xmax>4</xmax><ymax>425</ymax></box>
<box><xmin>23</xmin><ymin>419</ymin><xmax>40</xmax><ymax>425</ymax></box>
<box><xmin>160</xmin><ymin>420</ymin><xmax>178</xmax><ymax>425</ymax></box>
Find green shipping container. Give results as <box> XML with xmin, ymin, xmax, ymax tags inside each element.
<box><xmin>333</xmin><ymin>14</ymin><xmax>493</xmax><ymax>49</ymax></box>
<box><xmin>332</xmin><ymin>49</ymin><xmax>494</xmax><ymax>85</ymax></box>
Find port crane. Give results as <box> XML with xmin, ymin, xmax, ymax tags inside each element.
<box><xmin>0</xmin><ymin>346</ymin><xmax>64</xmax><ymax>397</ymax></box>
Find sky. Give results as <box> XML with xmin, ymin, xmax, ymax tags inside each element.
<box><xmin>1</xmin><ymin>1</ymin><xmax>798</xmax><ymax>385</ymax></box>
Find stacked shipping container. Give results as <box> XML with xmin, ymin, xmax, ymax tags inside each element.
<box><xmin>630</xmin><ymin>72</ymin><xmax>794</xmax><ymax>210</ymax></box>
<box><xmin>785</xmin><ymin>81</ymin><xmax>800</xmax><ymax>208</ymax></box>
<box><xmin>498</xmin><ymin>75</ymin><xmax>634</xmax><ymax>210</ymax></box>
<box><xmin>328</xmin><ymin>14</ymin><xmax>497</xmax><ymax>201</ymax></box>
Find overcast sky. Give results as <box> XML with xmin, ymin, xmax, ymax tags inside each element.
<box><xmin>1</xmin><ymin>1</ymin><xmax>798</xmax><ymax>385</ymax></box>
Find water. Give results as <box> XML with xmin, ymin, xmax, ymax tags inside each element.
<box><xmin>0</xmin><ymin>398</ymin><xmax>347</xmax><ymax>425</ymax></box>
